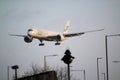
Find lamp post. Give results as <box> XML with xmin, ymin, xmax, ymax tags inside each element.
<box><xmin>97</xmin><ymin>57</ymin><xmax>102</xmax><ymax>80</ymax></box>
<box><xmin>105</xmin><ymin>34</ymin><xmax>120</xmax><ymax>80</ymax></box>
<box><xmin>7</xmin><ymin>66</ymin><xmax>10</xmax><ymax>80</ymax></box>
<box><xmin>71</xmin><ymin>69</ymin><xmax>86</xmax><ymax>80</ymax></box>
<box><xmin>44</xmin><ymin>54</ymin><xmax>58</xmax><ymax>71</ymax></box>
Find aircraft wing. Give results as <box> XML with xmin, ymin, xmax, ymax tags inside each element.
<box><xmin>9</xmin><ymin>34</ymin><xmax>27</xmax><ymax>37</ymax></box>
<box><xmin>63</xmin><ymin>32</ymin><xmax>85</xmax><ymax>37</ymax></box>
<box><xmin>45</xmin><ymin>35</ymin><xmax>60</xmax><ymax>41</ymax></box>
<box><xmin>63</xmin><ymin>29</ymin><xmax>104</xmax><ymax>37</ymax></box>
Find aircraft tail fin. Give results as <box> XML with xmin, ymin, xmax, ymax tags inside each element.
<box><xmin>63</xmin><ymin>21</ymin><xmax>70</xmax><ymax>34</ymax></box>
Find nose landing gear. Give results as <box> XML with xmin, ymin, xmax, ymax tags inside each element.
<box><xmin>55</xmin><ymin>40</ymin><xmax>61</xmax><ymax>45</ymax></box>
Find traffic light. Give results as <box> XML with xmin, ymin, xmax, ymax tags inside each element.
<box><xmin>11</xmin><ymin>65</ymin><xmax>19</xmax><ymax>69</ymax></box>
<box><xmin>11</xmin><ymin>65</ymin><xmax>19</xmax><ymax>80</ymax></box>
<box><xmin>61</xmin><ymin>49</ymin><xmax>75</xmax><ymax>64</ymax></box>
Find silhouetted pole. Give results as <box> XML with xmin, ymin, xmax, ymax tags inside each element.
<box><xmin>105</xmin><ymin>34</ymin><xmax>120</xmax><ymax>80</ymax></box>
<box><xmin>68</xmin><ymin>64</ymin><xmax>70</xmax><ymax>80</ymax></box>
<box><xmin>7</xmin><ymin>66</ymin><xmax>10</xmax><ymax>80</ymax></box>
<box><xmin>97</xmin><ymin>57</ymin><xmax>102</xmax><ymax>80</ymax></box>
<box><xmin>105</xmin><ymin>35</ymin><xmax>109</xmax><ymax>80</ymax></box>
<box><xmin>11</xmin><ymin>65</ymin><xmax>19</xmax><ymax>80</ymax></box>
<box><xmin>44</xmin><ymin>56</ymin><xmax>46</xmax><ymax>71</ymax></box>
<box><xmin>83</xmin><ymin>70</ymin><xmax>86</xmax><ymax>80</ymax></box>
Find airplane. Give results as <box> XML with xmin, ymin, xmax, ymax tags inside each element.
<box><xmin>10</xmin><ymin>21</ymin><xmax>104</xmax><ymax>46</ymax></box>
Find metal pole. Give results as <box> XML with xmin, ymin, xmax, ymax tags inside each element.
<box><xmin>7</xmin><ymin>66</ymin><xmax>9</xmax><ymax>80</ymax></box>
<box><xmin>71</xmin><ymin>70</ymin><xmax>86</xmax><ymax>80</ymax></box>
<box><xmin>15</xmin><ymin>69</ymin><xmax>17</xmax><ymax>80</ymax></box>
<box><xmin>105</xmin><ymin>34</ymin><xmax>120</xmax><ymax>80</ymax></box>
<box><xmin>44</xmin><ymin>54</ymin><xmax>58</xmax><ymax>72</ymax></box>
<box><xmin>105</xmin><ymin>35</ymin><xmax>109</xmax><ymax>80</ymax></box>
<box><xmin>83</xmin><ymin>70</ymin><xmax>86</xmax><ymax>80</ymax></box>
<box><xmin>11</xmin><ymin>65</ymin><xmax>19</xmax><ymax>80</ymax></box>
<box><xmin>97</xmin><ymin>58</ymin><xmax>99</xmax><ymax>80</ymax></box>
<box><xmin>68</xmin><ymin>64</ymin><xmax>70</xmax><ymax>80</ymax></box>
<box><xmin>44</xmin><ymin>56</ymin><xmax>46</xmax><ymax>72</ymax></box>
<box><xmin>97</xmin><ymin>58</ymin><xmax>102</xmax><ymax>80</ymax></box>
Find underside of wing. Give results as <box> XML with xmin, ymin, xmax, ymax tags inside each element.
<box><xmin>45</xmin><ymin>35</ymin><xmax>59</xmax><ymax>41</ymax></box>
<box><xmin>63</xmin><ymin>32</ymin><xmax>85</xmax><ymax>37</ymax></box>
<box><xmin>63</xmin><ymin>29</ymin><xmax>104</xmax><ymax>37</ymax></box>
<box><xmin>40</xmin><ymin>34</ymin><xmax>63</xmax><ymax>41</ymax></box>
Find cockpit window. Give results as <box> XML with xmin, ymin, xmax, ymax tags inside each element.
<box><xmin>28</xmin><ymin>29</ymin><xmax>33</xmax><ymax>31</ymax></box>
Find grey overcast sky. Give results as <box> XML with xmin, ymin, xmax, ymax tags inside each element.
<box><xmin>0</xmin><ymin>0</ymin><xmax>120</xmax><ymax>80</ymax></box>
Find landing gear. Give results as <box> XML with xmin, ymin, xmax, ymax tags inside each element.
<box><xmin>55</xmin><ymin>42</ymin><xmax>60</xmax><ymax>45</ymax></box>
<box><xmin>39</xmin><ymin>43</ymin><xmax>45</xmax><ymax>46</ymax></box>
<box><xmin>39</xmin><ymin>39</ymin><xmax>44</xmax><ymax>46</ymax></box>
<box><xmin>55</xmin><ymin>40</ymin><xmax>61</xmax><ymax>45</ymax></box>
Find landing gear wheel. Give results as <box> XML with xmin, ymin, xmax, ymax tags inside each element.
<box><xmin>39</xmin><ymin>43</ymin><xmax>45</xmax><ymax>46</ymax></box>
<box><xmin>55</xmin><ymin>43</ymin><xmax>60</xmax><ymax>45</ymax></box>
<box><xmin>39</xmin><ymin>39</ymin><xmax>44</xmax><ymax>46</ymax></box>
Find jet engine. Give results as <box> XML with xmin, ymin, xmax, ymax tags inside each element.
<box><xmin>24</xmin><ymin>36</ymin><xmax>33</xmax><ymax>43</ymax></box>
<box><xmin>55</xmin><ymin>35</ymin><xmax>65</xmax><ymax>45</ymax></box>
<box><xmin>56</xmin><ymin>35</ymin><xmax>61</xmax><ymax>41</ymax></box>
<box><xmin>56</xmin><ymin>34</ymin><xmax>65</xmax><ymax>41</ymax></box>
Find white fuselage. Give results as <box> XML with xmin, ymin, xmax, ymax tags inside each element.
<box><xmin>27</xmin><ymin>28</ymin><xmax>66</xmax><ymax>41</ymax></box>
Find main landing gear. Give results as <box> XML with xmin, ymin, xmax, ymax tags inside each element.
<box><xmin>39</xmin><ymin>43</ymin><xmax>44</xmax><ymax>46</ymax></box>
<box><xmin>55</xmin><ymin>42</ymin><xmax>60</xmax><ymax>45</ymax></box>
<box><xmin>55</xmin><ymin>40</ymin><xmax>61</xmax><ymax>45</ymax></box>
<box><xmin>39</xmin><ymin>40</ymin><xmax>61</xmax><ymax>46</ymax></box>
<box><xmin>39</xmin><ymin>40</ymin><xmax>44</xmax><ymax>46</ymax></box>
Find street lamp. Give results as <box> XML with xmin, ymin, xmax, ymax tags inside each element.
<box><xmin>44</xmin><ymin>54</ymin><xmax>58</xmax><ymax>71</ymax></box>
<box><xmin>71</xmin><ymin>69</ymin><xmax>86</xmax><ymax>80</ymax></box>
<box><xmin>97</xmin><ymin>57</ymin><xmax>102</xmax><ymax>80</ymax></box>
<box><xmin>105</xmin><ymin>34</ymin><xmax>120</xmax><ymax>80</ymax></box>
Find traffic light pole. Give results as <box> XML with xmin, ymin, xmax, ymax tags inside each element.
<box><xmin>61</xmin><ymin>49</ymin><xmax>75</xmax><ymax>80</ymax></box>
<box><xmin>11</xmin><ymin>65</ymin><xmax>19</xmax><ymax>80</ymax></box>
<box><xmin>68</xmin><ymin>64</ymin><xmax>70</xmax><ymax>80</ymax></box>
<box><xmin>15</xmin><ymin>69</ymin><xmax>18</xmax><ymax>80</ymax></box>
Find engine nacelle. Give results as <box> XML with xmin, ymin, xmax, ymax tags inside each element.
<box><xmin>56</xmin><ymin>34</ymin><xmax>65</xmax><ymax>41</ymax></box>
<box><xmin>24</xmin><ymin>36</ymin><xmax>33</xmax><ymax>43</ymax></box>
<box><xmin>56</xmin><ymin>35</ymin><xmax>61</xmax><ymax>41</ymax></box>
